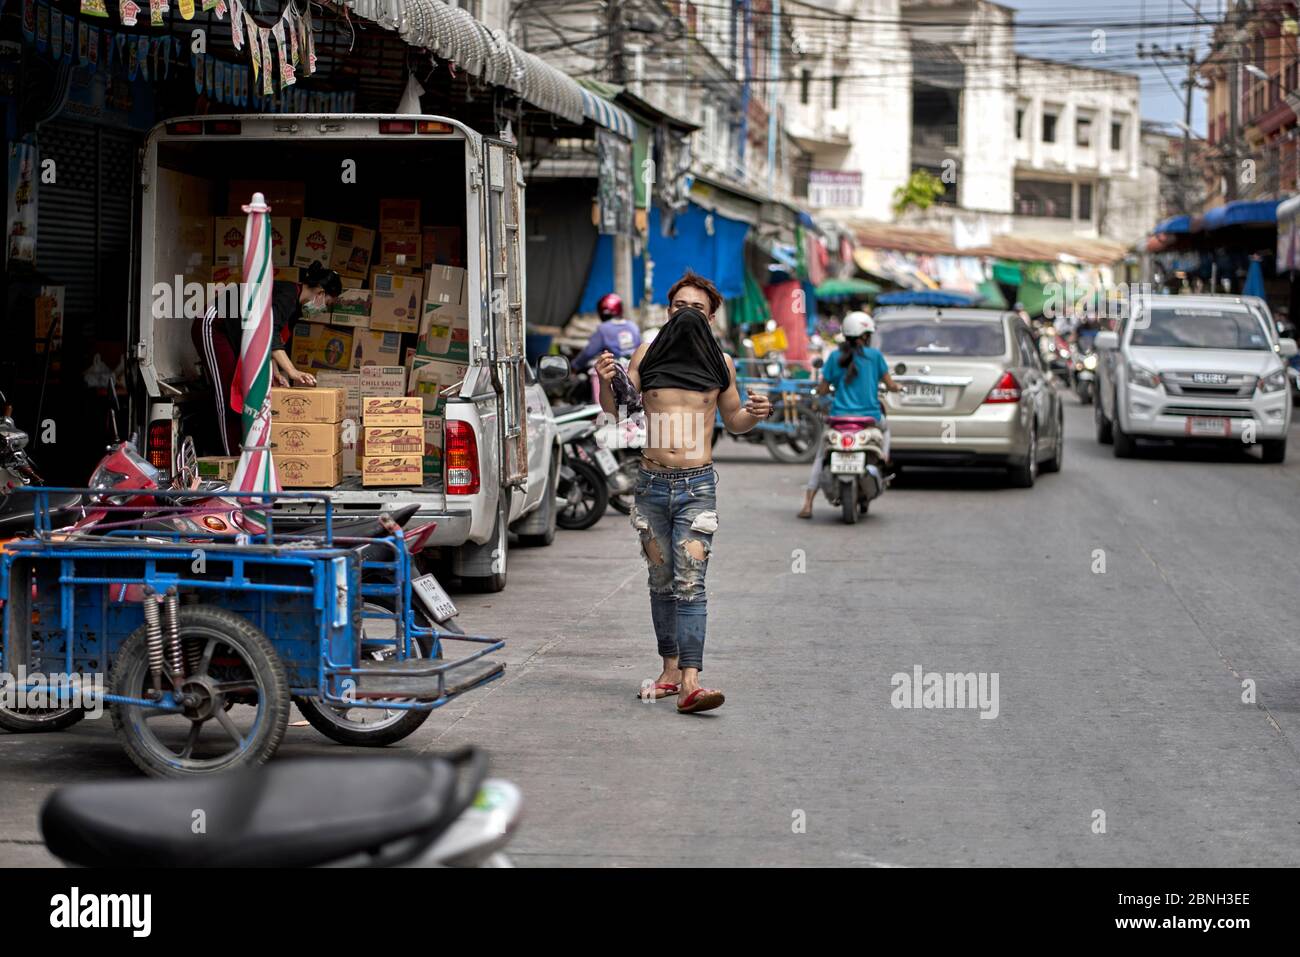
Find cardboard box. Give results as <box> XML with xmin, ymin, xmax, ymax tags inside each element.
<box><xmin>359</xmin><ymin>364</ymin><xmax>407</xmax><ymax>396</ymax></box>
<box><xmin>314</xmin><ymin>372</ymin><xmax>361</xmax><ymax>475</ymax></box>
<box><xmin>422</xmin><ymin>226</ymin><xmax>464</xmax><ymax>267</ymax></box>
<box><xmin>271</xmin><ymin>386</ymin><xmax>346</xmax><ymax>424</ymax></box>
<box><xmin>291</xmin><ymin>322</ymin><xmax>354</xmax><ymax>372</ymax></box>
<box><xmin>423</xmin><ymin>414</ymin><xmax>443</xmax><ymax>480</ymax></box>
<box><xmin>361</xmin><ymin>454</ymin><xmax>424</xmax><ymax>486</ymax></box>
<box><xmin>408</xmin><ymin>356</ymin><xmax>469</xmax><ymax>414</ymax></box>
<box><xmin>418</xmin><ymin>302</ymin><xmax>470</xmax><ymax>363</ymax></box>
<box><xmin>279</xmin><ymin>452</ymin><xmax>343</xmax><ymax>489</ymax></box>
<box><xmin>340</xmin><ymin>275</ymin><xmax>364</xmax><ymax>290</ymax></box>
<box><xmin>363</xmin><ymin>425</ymin><xmax>423</xmax><ymax>454</ymax></box>
<box><xmin>272</xmin><ymin>421</ymin><xmax>340</xmax><ymax>456</ymax></box>
<box><xmin>351</xmin><ymin>329</ymin><xmax>404</xmax><ymax>369</ymax></box>
<box><xmin>196</xmin><ymin>456</ymin><xmax>239</xmax><ymax>481</ymax></box>
<box><xmin>293</xmin><ymin>218</ymin><xmax>338</xmax><ymax>269</ymax></box>
<box><xmin>378</xmin><ymin>198</ymin><xmax>421</xmax><ymax>233</ymax></box>
<box><xmin>378</xmin><ymin>232</ymin><xmax>422</xmax><ymax>268</ymax></box>
<box><xmin>329</xmin><ymin>288</ymin><xmax>371</xmax><ymax>328</ymax></box>
<box><xmin>228</xmin><ymin>180</ymin><xmax>306</xmax><ymax>218</ymax></box>
<box><xmin>424</xmin><ymin>265</ymin><xmax>466</xmax><ymax>307</ymax></box>
<box><xmin>330</xmin><ymin>224</ymin><xmax>375</xmax><ymax>278</ymax></box>
<box><xmin>362</xmin><ymin>395</ymin><xmax>423</xmax><ymax>426</ymax></box>
<box><xmin>212</xmin><ymin>217</ymin><xmax>246</xmax><ymax>267</ymax></box>
<box><xmin>369</xmin><ymin>272</ymin><xmax>423</xmax><ymax>334</ymax></box>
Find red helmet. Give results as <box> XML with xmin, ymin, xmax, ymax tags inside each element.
<box><xmin>597</xmin><ymin>293</ymin><xmax>623</xmax><ymax>320</ymax></box>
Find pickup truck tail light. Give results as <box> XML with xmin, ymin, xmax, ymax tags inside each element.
<box><xmin>444</xmin><ymin>420</ymin><xmax>480</xmax><ymax>495</ymax></box>
<box><xmin>984</xmin><ymin>371</ymin><xmax>1021</xmax><ymax>403</ymax></box>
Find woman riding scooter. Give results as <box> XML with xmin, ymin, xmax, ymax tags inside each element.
<box><xmin>797</xmin><ymin>311</ymin><xmax>901</xmax><ymax>519</ymax></box>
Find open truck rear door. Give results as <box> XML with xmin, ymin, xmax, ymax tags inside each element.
<box><xmin>482</xmin><ymin>138</ymin><xmax>528</xmax><ymax>490</ymax></box>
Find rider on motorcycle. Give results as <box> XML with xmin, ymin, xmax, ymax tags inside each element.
<box><xmin>797</xmin><ymin>311</ymin><xmax>901</xmax><ymax>519</ymax></box>
<box><xmin>574</xmin><ymin>294</ymin><xmax>642</xmax><ymax>370</ymax></box>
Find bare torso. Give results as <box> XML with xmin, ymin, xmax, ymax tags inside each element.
<box><xmin>640</xmin><ymin>386</ymin><xmax>719</xmax><ymax>468</ymax></box>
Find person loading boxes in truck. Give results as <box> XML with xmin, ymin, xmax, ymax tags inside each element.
<box><xmin>191</xmin><ymin>261</ymin><xmax>343</xmax><ymax>454</ymax></box>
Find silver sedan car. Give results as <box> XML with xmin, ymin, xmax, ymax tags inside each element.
<box><xmin>874</xmin><ymin>307</ymin><xmax>1064</xmax><ymax>487</ymax></box>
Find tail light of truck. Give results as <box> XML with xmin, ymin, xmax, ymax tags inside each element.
<box><xmin>204</xmin><ymin>120</ymin><xmax>242</xmax><ymax>135</ymax></box>
<box><xmin>165</xmin><ymin>121</ymin><xmax>204</xmax><ymax>135</ymax></box>
<box><xmin>379</xmin><ymin>120</ymin><xmax>416</xmax><ymax>134</ymax></box>
<box><xmin>984</xmin><ymin>371</ymin><xmax>1021</xmax><ymax>404</ymax></box>
<box><xmin>444</xmin><ymin>421</ymin><xmax>480</xmax><ymax>495</ymax></box>
<box><xmin>147</xmin><ymin>421</ymin><xmax>173</xmax><ymax>473</ymax></box>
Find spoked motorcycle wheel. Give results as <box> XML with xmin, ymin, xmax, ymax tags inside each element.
<box><xmin>294</xmin><ymin>599</ymin><xmax>455</xmax><ymax>747</ymax></box>
<box><xmin>0</xmin><ymin>701</ymin><xmax>85</xmax><ymax>734</ymax></box>
<box><xmin>109</xmin><ymin>605</ymin><xmax>289</xmax><ymax>778</ymax></box>
<box><xmin>763</xmin><ymin>417</ymin><xmax>822</xmax><ymax>464</ymax></box>
<box><xmin>557</xmin><ymin>458</ymin><xmax>608</xmax><ymax>530</ymax></box>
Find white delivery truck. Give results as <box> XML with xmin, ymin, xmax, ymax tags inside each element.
<box><xmin>131</xmin><ymin>114</ymin><xmax>560</xmax><ymax>591</ymax></box>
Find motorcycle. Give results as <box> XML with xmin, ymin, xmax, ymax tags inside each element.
<box><xmin>809</xmin><ymin>357</ymin><xmax>887</xmax><ymax>524</ymax></box>
<box><xmin>1072</xmin><ymin>348</ymin><xmax>1098</xmax><ymax>405</ymax></box>
<box><xmin>0</xmin><ymin>390</ymin><xmax>82</xmax><ymax>541</ymax></box>
<box><xmin>551</xmin><ymin>409</ymin><xmax>609</xmax><ymax>530</ymax></box>
<box><xmin>40</xmin><ymin>747</ymin><xmax>520</xmax><ymax>867</ymax></box>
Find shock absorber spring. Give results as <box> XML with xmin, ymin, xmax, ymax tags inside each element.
<box><xmin>184</xmin><ymin>637</ymin><xmax>204</xmax><ymax>677</ymax></box>
<box><xmin>142</xmin><ymin>588</ymin><xmax>164</xmax><ymax>695</ymax></box>
<box><xmin>164</xmin><ymin>587</ymin><xmax>184</xmax><ymax>682</ymax></box>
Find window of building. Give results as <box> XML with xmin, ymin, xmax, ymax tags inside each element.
<box><xmin>1078</xmin><ymin>183</ymin><xmax>1093</xmax><ymax>221</ymax></box>
<box><xmin>800</xmin><ymin>69</ymin><xmax>810</xmax><ymax>106</ymax></box>
<box><xmin>1076</xmin><ymin>115</ymin><xmax>1092</xmax><ymax>147</ymax></box>
<box><xmin>1014</xmin><ymin>178</ymin><xmax>1072</xmax><ymax>218</ymax></box>
<box><xmin>831</xmin><ymin>76</ymin><xmax>841</xmax><ymax>110</ymax></box>
<box><xmin>1042</xmin><ymin>111</ymin><xmax>1058</xmax><ymax>143</ymax></box>
<box><xmin>1110</xmin><ymin>118</ymin><xmax>1124</xmax><ymax>152</ymax></box>
<box><xmin>1015</xmin><ymin>107</ymin><xmax>1025</xmax><ymax>139</ymax></box>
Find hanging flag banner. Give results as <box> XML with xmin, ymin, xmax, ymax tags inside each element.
<box><xmin>81</xmin><ymin>0</ymin><xmax>109</xmax><ymax>16</ymax></box>
<box><xmin>305</xmin><ymin>9</ymin><xmax>316</xmax><ymax>75</ymax></box>
<box><xmin>109</xmin><ymin>32</ymin><xmax>123</xmax><ymax>72</ymax></box>
<box><xmin>22</xmin><ymin>0</ymin><xmax>36</xmax><ymax>44</ymax></box>
<box><xmin>35</xmin><ymin>2</ymin><xmax>49</xmax><ymax>55</ymax></box>
<box><xmin>206</xmin><ymin>51</ymin><xmax>214</xmax><ymax>94</ymax></box>
<box><xmin>127</xmin><ymin>35</ymin><xmax>140</xmax><ymax>79</ymax></box>
<box><xmin>77</xmin><ymin>22</ymin><xmax>88</xmax><ymax>65</ymax></box>
<box><xmin>62</xmin><ymin>16</ymin><xmax>75</xmax><ymax>63</ymax></box>
<box><xmin>271</xmin><ymin>19</ymin><xmax>294</xmax><ymax>87</ymax></box>
<box><xmin>192</xmin><ymin>51</ymin><xmax>203</xmax><ymax>92</ymax></box>
<box><xmin>178</xmin><ymin>0</ymin><xmax>194</xmax><ymax>19</ymax></box>
<box><xmin>229</xmin><ymin>0</ymin><xmax>243</xmax><ymax>48</ymax></box>
<box><xmin>246</xmin><ymin>12</ymin><xmax>259</xmax><ymax>82</ymax></box>
<box><xmin>50</xmin><ymin>7</ymin><xmax>62</xmax><ymax>60</ymax></box>
<box><xmin>118</xmin><ymin>0</ymin><xmax>140</xmax><ymax>26</ymax></box>
<box><xmin>286</xmin><ymin>10</ymin><xmax>299</xmax><ymax>66</ymax></box>
<box><xmin>259</xmin><ymin>28</ymin><xmax>272</xmax><ymax>96</ymax></box>
<box><xmin>137</xmin><ymin>36</ymin><xmax>149</xmax><ymax>80</ymax></box>
<box><xmin>87</xmin><ymin>26</ymin><xmax>100</xmax><ymax>71</ymax></box>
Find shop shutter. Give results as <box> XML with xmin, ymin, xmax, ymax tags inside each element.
<box><xmin>35</xmin><ymin>119</ymin><xmax>140</xmax><ymax>337</ymax></box>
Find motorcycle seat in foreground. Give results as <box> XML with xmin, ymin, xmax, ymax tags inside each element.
<box><xmin>826</xmin><ymin>416</ymin><xmax>878</xmax><ymax>430</ymax></box>
<box><xmin>41</xmin><ymin>754</ymin><xmax>477</xmax><ymax>867</ymax></box>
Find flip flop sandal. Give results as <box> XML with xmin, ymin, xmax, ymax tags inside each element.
<box><xmin>637</xmin><ymin>682</ymin><xmax>680</xmax><ymax>700</ymax></box>
<box><xmin>677</xmin><ymin>688</ymin><xmax>725</xmax><ymax>713</ymax></box>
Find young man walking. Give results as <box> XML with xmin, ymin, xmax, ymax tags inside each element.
<box><xmin>594</xmin><ymin>271</ymin><xmax>772</xmax><ymax>714</ymax></box>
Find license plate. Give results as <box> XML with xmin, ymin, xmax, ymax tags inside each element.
<box><xmin>830</xmin><ymin>452</ymin><xmax>865</xmax><ymax>474</ymax></box>
<box><xmin>412</xmin><ymin>573</ymin><xmax>458</xmax><ymax>623</ymax></box>
<box><xmin>900</xmin><ymin>383</ymin><xmax>943</xmax><ymax>406</ymax></box>
<box><xmin>594</xmin><ymin>448</ymin><xmax>619</xmax><ymax>475</ymax></box>
<box><xmin>1186</xmin><ymin>416</ymin><xmax>1229</xmax><ymax>437</ymax></box>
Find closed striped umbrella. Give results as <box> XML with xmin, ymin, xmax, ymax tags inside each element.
<box><xmin>229</xmin><ymin>192</ymin><xmax>281</xmax><ymax>502</ymax></box>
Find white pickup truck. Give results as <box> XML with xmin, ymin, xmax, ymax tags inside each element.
<box><xmin>131</xmin><ymin>114</ymin><xmax>560</xmax><ymax>591</ymax></box>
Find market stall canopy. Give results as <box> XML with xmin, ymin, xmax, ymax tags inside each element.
<box><xmin>1153</xmin><ymin>214</ymin><xmax>1193</xmax><ymax>234</ymax></box>
<box><xmin>341</xmin><ymin>0</ymin><xmax>630</xmax><ymax>134</ymax></box>
<box><xmin>847</xmin><ymin>222</ymin><xmax>1128</xmax><ymax>264</ymax></box>
<box><xmin>576</xmin><ymin>78</ymin><xmax>639</xmax><ymax>139</ymax></box>
<box><xmin>1202</xmin><ymin>199</ymin><xmax>1282</xmax><ymax>230</ymax></box>
<box><xmin>815</xmin><ymin>277</ymin><xmax>882</xmax><ymax>301</ymax></box>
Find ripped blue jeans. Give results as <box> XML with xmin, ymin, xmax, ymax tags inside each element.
<box><xmin>629</xmin><ymin>464</ymin><xmax>718</xmax><ymax>672</ymax></box>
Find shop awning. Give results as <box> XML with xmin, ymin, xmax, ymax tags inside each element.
<box><xmin>1202</xmin><ymin>199</ymin><xmax>1284</xmax><ymax>230</ymax></box>
<box><xmin>344</xmin><ymin>0</ymin><xmax>622</xmax><ymax>129</ymax></box>
<box><xmin>815</xmin><ymin>277</ymin><xmax>881</xmax><ymax>301</ymax></box>
<box><xmin>576</xmin><ymin>79</ymin><xmax>638</xmax><ymax>140</ymax></box>
<box><xmin>877</xmin><ymin>290</ymin><xmax>982</xmax><ymax>307</ymax></box>
<box><xmin>1154</xmin><ymin>214</ymin><xmax>1193</xmax><ymax>234</ymax></box>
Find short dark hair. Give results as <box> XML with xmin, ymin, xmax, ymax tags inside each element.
<box><xmin>303</xmin><ymin>260</ymin><xmax>343</xmax><ymax>298</ymax></box>
<box><xmin>667</xmin><ymin>270</ymin><xmax>723</xmax><ymax>315</ymax></box>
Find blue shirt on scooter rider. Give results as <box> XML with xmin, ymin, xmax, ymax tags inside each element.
<box><xmin>824</xmin><ymin>345</ymin><xmax>889</xmax><ymax>419</ymax></box>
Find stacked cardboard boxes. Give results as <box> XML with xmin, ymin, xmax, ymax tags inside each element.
<box><xmin>270</xmin><ymin>387</ymin><xmax>345</xmax><ymax>488</ymax></box>
<box><xmin>361</xmin><ymin>396</ymin><xmax>423</xmax><ymax>486</ymax></box>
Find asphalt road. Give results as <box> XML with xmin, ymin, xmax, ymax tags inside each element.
<box><xmin>4</xmin><ymin>390</ymin><xmax>1300</xmax><ymax>866</ymax></box>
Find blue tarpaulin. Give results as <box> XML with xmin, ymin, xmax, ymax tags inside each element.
<box><xmin>876</xmin><ymin>290</ymin><xmax>984</xmax><ymax>307</ymax></box>
<box><xmin>1202</xmin><ymin>199</ymin><xmax>1282</xmax><ymax>230</ymax></box>
<box><xmin>1154</xmin><ymin>214</ymin><xmax>1192</xmax><ymax>234</ymax></box>
<box><xmin>579</xmin><ymin>202</ymin><xmax>750</xmax><ymax>312</ymax></box>
<box><xmin>1243</xmin><ymin>258</ymin><xmax>1266</xmax><ymax>298</ymax></box>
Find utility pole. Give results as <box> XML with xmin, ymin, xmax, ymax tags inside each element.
<box><xmin>607</xmin><ymin>0</ymin><xmax>626</xmax><ymax>84</ymax></box>
<box><xmin>1138</xmin><ymin>41</ymin><xmax>1202</xmax><ymax>214</ymax></box>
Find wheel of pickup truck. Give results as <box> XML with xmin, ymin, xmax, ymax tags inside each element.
<box><xmin>293</xmin><ymin>598</ymin><xmax>452</xmax><ymax>747</ymax></box>
<box><xmin>515</xmin><ymin>454</ymin><xmax>558</xmax><ymax>547</ymax></box>
<box><xmin>456</xmin><ymin>493</ymin><xmax>509</xmax><ymax>593</ymax></box>
<box><xmin>1260</xmin><ymin>437</ymin><xmax>1287</xmax><ymax>464</ymax></box>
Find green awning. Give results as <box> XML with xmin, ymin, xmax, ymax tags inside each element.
<box><xmin>977</xmin><ymin>279</ymin><xmax>1008</xmax><ymax>309</ymax></box>
<box><xmin>814</xmin><ymin>277</ymin><xmax>883</xmax><ymax>301</ymax></box>
<box><xmin>992</xmin><ymin>261</ymin><xmax>1023</xmax><ymax>286</ymax></box>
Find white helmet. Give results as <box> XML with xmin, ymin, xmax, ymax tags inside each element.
<box><xmin>842</xmin><ymin>311</ymin><xmax>875</xmax><ymax>338</ymax></box>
